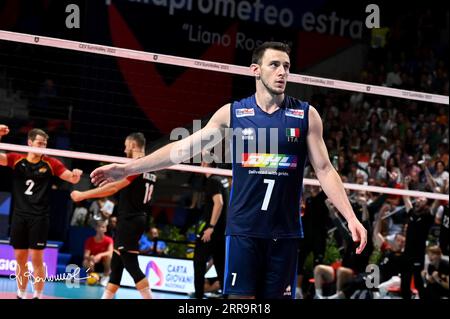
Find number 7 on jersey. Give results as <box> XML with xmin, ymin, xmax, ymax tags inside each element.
<box><xmin>261</xmin><ymin>179</ymin><xmax>275</xmax><ymax>211</ymax></box>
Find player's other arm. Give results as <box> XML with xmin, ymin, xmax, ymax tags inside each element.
<box><xmin>59</xmin><ymin>168</ymin><xmax>83</xmax><ymax>184</ymax></box>
<box><xmin>306</xmin><ymin>106</ymin><xmax>367</xmax><ymax>254</ymax></box>
<box><xmin>71</xmin><ymin>179</ymin><xmax>131</xmax><ymax>202</ymax></box>
<box><xmin>0</xmin><ymin>124</ymin><xmax>10</xmax><ymax>166</ymax></box>
<box><xmin>202</xmin><ymin>193</ymin><xmax>224</xmax><ymax>242</ymax></box>
<box><xmin>90</xmin><ymin>104</ymin><xmax>231</xmax><ymax>186</ymax></box>
<box><xmin>49</xmin><ymin>156</ymin><xmax>83</xmax><ymax>184</ymax></box>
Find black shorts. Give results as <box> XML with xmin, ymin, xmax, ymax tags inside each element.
<box><xmin>114</xmin><ymin>215</ymin><xmax>146</xmax><ymax>251</ymax></box>
<box><xmin>10</xmin><ymin>214</ymin><xmax>49</xmax><ymax>250</ymax></box>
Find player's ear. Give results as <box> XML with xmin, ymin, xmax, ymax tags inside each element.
<box><xmin>250</xmin><ymin>63</ymin><xmax>260</xmax><ymax>78</ymax></box>
<box><xmin>27</xmin><ymin>138</ymin><xmax>33</xmax><ymax>146</ymax></box>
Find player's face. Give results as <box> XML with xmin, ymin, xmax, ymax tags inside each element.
<box><xmin>97</xmin><ymin>224</ymin><xmax>107</xmax><ymax>234</ymax></box>
<box><xmin>257</xmin><ymin>49</ymin><xmax>290</xmax><ymax>95</ymax></box>
<box><xmin>415</xmin><ymin>196</ymin><xmax>427</xmax><ymax>209</ymax></box>
<box><xmin>28</xmin><ymin>135</ymin><xmax>48</xmax><ymax>148</ymax></box>
<box><xmin>150</xmin><ymin>228</ymin><xmax>159</xmax><ymax>238</ymax></box>
<box><xmin>428</xmin><ymin>252</ymin><xmax>440</xmax><ymax>265</ymax></box>
<box><xmin>124</xmin><ymin>139</ymin><xmax>133</xmax><ymax>158</ymax></box>
<box><xmin>393</xmin><ymin>234</ymin><xmax>405</xmax><ymax>252</ymax></box>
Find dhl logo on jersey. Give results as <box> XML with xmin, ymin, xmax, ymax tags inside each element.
<box><xmin>39</xmin><ymin>167</ymin><xmax>48</xmax><ymax>173</ymax></box>
<box><xmin>242</xmin><ymin>153</ymin><xmax>298</xmax><ymax>169</ymax></box>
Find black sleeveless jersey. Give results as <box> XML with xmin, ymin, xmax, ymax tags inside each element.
<box><xmin>117</xmin><ymin>172</ymin><xmax>157</xmax><ymax>218</ymax></box>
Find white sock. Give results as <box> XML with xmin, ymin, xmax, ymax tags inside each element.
<box><xmin>101</xmin><ymin>289</ymin><xmax>115</xmax><ymax>299</ymax></box>
<box><xmin>295</xmin><ymin>287</ymin><xmax>303</xmax><ymax>299</ymax></box>
<box><xmin>17</xmin><ymin>289</ymin><xmax>26</xmax><ymax>299</ymax></box>
<box><xmin>138</xmin><ymin>287</ymin><xmax>152</xmax><ymax>299</ymax></box>
<box><xmin>315</xmin><ymin>288</ymin><xmax>323</xmax><ymax>297</ymax></box>
<box><xmin>328</xmin><ymin>291</ymin><xmax>345</xmax><ymax>299</ymax></box>
<box><xmin>33</xmin><ymin>290</ymin><xmax>43</xmax><ymax>299</ymax></box>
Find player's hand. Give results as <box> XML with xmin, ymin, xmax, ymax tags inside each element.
<box><xmin>201</xmin><ymin>228</ymin><xmax>213</xmax><ymax>242</ymax></box>
<box><xmin>388</xmin><ymin>171</ymin><xmax>398</xmax><ymax>182</ymax></box>
<box><xmin>93</xmin><ymin>255</ymin><xmax>102</xmax><ymax>263</ymax></box>
<box><xmin>90</xmin><ymin>164</ymin><xmax>126</xmax><ymax>187</ymax></box>
<box><xmin>347</xmin><ymin>217</ymin><xmax>367</xmax><ymax>254</ymax></box>
<box><xmin>71</xmin><ymin>169</ymin><xmax>83</xmax><ymax>183</ymax></box>
<box><xmin>0</xmin><ymin>125</ymin><xmax>9</xmax><ymax>137</ymax></box>
<box><xmin>431</xmin><ymin>271</ymin><xmax>440</xmax><ymax>282</ymax></box>
<box><xmin>70</xmin><ymin>190</ymin><xmax>85</xmax><ymax>202</ymax></box>
<box><xmin>73</xmin><ymin>169</ymin><xmax>83</xmax><ymax>176</ymax></box>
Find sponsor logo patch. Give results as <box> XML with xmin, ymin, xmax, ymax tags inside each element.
<box><xmin>241</xmin><ymin>128</ymin><xmax>255</xmax><ymax>140</ymax></box>
<box><xmin>285</xmin><ymin>108</ymin><xmax>304</xmax><ymax>119</ymax></box>
<box><xmin>242</xmin><ymin>153</ymin><xmax>297</xmax><ymax>169</ymax></box>
<box><xmin>236</xmin><ymin>108</ymin><xmax>255</xmax><ymax>118</ymax></box>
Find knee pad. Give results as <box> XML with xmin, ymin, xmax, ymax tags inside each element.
<box><xmin>121</xmin><ymin>252</ymin><xmax>146</xmax><ymax>283</ymax></box>
<box><xmin>109</xmin><ymin>252</ymin><xmax>124</xmax><ymax>285</ymax></box>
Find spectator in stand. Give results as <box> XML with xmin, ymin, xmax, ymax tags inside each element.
<box><xmin>432</xmin><ymin>160</ymin><xmax>449</xmax><ymax>189</ymax></box>
<box><xmin>422</xmin><ymin>245</ymin><xmax>449</xmax><ymax>299</ymax></box>
<box><xmin>71</xmin><ymin>201</ymin><xmax>88</xmax><ymax>226</ymax></box>
<box><xmin>139</xmin><ymin>227</ymin><xmax>167</xmax><ymax>256</ymax></box>
<box><xmin>367</xmin><ymin>156</ymin><xmax>388</xmax><ymax>181</ymax></box>
<box><xmin>314</xmin><ymin>192</ymin><xmax>373</xmax><ymax>299</ymax></box>
<box><xmin>372</xmin><ymin>207</ymin><xmax>406</xmax><ymax>298</ymax></box>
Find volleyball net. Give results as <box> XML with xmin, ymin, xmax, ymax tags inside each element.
<box><xmin>0</xmin><ymin>30</ymin><xmax>448</xmax><ymax>201</ymax></box>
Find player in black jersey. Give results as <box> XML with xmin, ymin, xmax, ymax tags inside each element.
<box><xmin>401</xmin><ymin>178</ymin><xmax>434</xmax><ymax>299</ymax></box>
<box><xmin>71</xmin><ymin>133</ymin><xmax>156</xmax><ymax>299</ymax></box>
<box><xmin>0</xmin><ymin>127</ymin><xmax>82</xmax><ymax>299</ymax></box>
<box><xmin>193</xmin><ymin>155</ymin><xmax>229</xmax><ymax>299</ymax></box>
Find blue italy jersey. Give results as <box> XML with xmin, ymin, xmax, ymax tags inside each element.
<box><xmin>227</xmin><ymin>95</ymin><xmax>309</xmax><ymax>238</ymax></box>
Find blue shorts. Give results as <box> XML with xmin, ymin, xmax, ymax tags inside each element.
<box><xmin>223</xmin><ymin>235</ymin><xmax>299</xmax><ymax>299</ymax></box>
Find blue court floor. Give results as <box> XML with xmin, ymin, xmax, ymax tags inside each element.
<box><xmin>0</xmin><ymin>277</ymin><xmax>189</xmax><ymax>299</ymax></box>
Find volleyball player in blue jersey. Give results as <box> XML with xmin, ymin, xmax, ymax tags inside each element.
<box><xmin>90</xmin><ymin>42</ymin><xmax>367</xmax><ymax>299</ymax></box>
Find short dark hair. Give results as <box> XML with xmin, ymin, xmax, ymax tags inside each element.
<box><xmin>435</xmin><ymin>160</ymin><xmax>445</xmax><ymax>169</ymax></box>
<box><xmin>126</xmin><ymin>132</ymin><xmax>146</xmax><ymax>149</ymax></box>
<box><xmin>28</xmin><ymin>128</ymin><xmax>49</xmax><ymax>141</ymax></box>
<box><xmin>251</xmin><ymin>41</ymin><xmax>291</xmax><ymax>64</ymax></box>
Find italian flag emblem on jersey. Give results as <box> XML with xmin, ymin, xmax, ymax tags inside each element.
<box><xmin>286</xmin><ymin>128</ymin><xmax>300</xmax><ymax>142</ymax></box>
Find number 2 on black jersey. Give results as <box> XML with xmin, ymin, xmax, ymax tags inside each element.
<box><xmin>24</xmin><ymin>179</ymin><xmax>35</xmax><ymax>195</ymax></box>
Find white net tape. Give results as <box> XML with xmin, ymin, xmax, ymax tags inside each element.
<box><xmin>0</xmin><ymin>30</ymin><xmax>448</xmax><ymax>105</ymax></box>
<box><xmin>0</xmin><ymin>143</ymin><xmax>447</xmax><ymax>201</ymax></box>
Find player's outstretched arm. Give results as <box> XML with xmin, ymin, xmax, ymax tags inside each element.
<box><xmin>71</xmin><ymin>179</ymin><xmax>131</xmax><ymax>202</ymax></box>
<box><xmin>60</xmin><ymin>168</ymin><xmax>83</xmax><ymax>184</ymax></box>
<box><xmin>91</xmin><ymin>104</ymin><xmax>230</xmax><ymax>186</ymax></box>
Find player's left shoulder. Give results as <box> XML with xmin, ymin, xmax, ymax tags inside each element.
<box><xmin>284</xmin><ymin>95</ymin><xmax>309</xmax><ymax>109</ymax></box>
<box><xmin>42</xmin><ymin>155</ymin><xmax>63</xmax><ymax>165</ymax></box>
<box><xmin>43</xmin><ymin>155</ymin><xmax>68</xmax><ymax>176</ymax></box>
